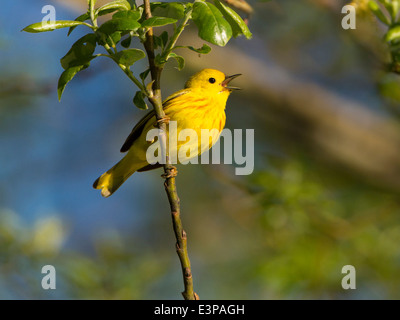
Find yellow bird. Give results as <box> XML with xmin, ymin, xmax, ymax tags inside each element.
<box><xmin>93</xmin><ymin>68</ymin><xmax>241</xmax><ymax>197</ymax></box>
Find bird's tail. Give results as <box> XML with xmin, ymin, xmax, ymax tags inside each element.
<box><xmin>93</xmin><ymin>157</ymin><xmax>145</xmax><ymax>197</ymax></box>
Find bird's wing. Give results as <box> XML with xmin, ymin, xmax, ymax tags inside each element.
<box><xmin>120</xmin><ymin>89</ymin><xmax>191</xmax><ymax>153</ymax></box>
<box><xmin>162</xmin><ymin>89</ymin><xmax>190</xmax><ymax>107</ymax></box>
<box><xmin>137</xmin><ymin>163</ymin><xmax>163</xmax><ymax>172</ymax></box>
<box><xmin>120</xmin><ymin>110</ymin><xmax>155</xmax><ymax>153</ymax></box>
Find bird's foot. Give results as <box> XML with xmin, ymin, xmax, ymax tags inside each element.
<box><xmin>154</xmin><ymin>115</ymin><xmax>170</xmax><ymax>127</ymax></box>
<box><xmin>161</xmin><ymin>166</ymin><xmax>178</xmax><ymax>179</ymax></box>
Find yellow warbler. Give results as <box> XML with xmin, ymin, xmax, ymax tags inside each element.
<box><xmin>93</xmin><ymin>68</ymin><xmax>240</xmax><ymax>197</ymax></box>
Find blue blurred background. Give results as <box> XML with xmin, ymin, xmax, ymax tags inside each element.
<box><xmin>2</xmin><ymin>0</ymin><xmax>400</xmax><ymax>299</ymax></box>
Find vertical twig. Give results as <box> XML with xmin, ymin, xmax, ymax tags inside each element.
<box><xmin>142</xmin><ymin>0</ymin><xmax>198</xmax><ymax>300</ymax></box>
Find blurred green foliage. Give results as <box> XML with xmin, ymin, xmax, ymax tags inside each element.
<box><xmin>3</xmin><ymin>154</ymin><xmax>400</xmax><ymax>299</ymax></box>
<box><xmin>0</xmin><ymin>210</ymin><xmax>168</xmax><ymax>299</ymax></box>
<box><xmin>248</xmin><ymin>159</ymin><xmax>400</xmax><ymax>298</ymax></box>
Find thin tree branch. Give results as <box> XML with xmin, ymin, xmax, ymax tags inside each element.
<box><xmin>142</xmin><ymin>0</ymin><xmax>198</xmax><ymax>300</ymax></box>
<box><xmin>161</xmin><ymin>8</ymin><xmax>193</xmax><ymax>61</ymax></box>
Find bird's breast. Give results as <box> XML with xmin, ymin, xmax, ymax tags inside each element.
<box><xmin>165</xmin><ymin>92</ymin><xmax>227</xmax><ymax>132</ymax></box>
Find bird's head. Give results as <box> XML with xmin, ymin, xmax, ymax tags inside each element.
<box><xmin>185</xmin><ymin>69</ymin><xmax>241</xmax><ymax>95</ymax></box>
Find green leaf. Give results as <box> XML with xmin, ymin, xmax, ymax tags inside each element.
<box><xmin>112</xmin><ymin>9</ymin><xmax>141</xmax><ymax>21</ymax></box>
<box><xmin>58</xmin><ymin>65</ymin><xmax>86</xmax><ymax>101</ymax></box>
<box><xmin>60</xmin><ymin>34</ymin><xmax>97</xmax><ymax>70</ymax></box>
<box><xmin>192</xmin><ymin>1</ymin><xmax>232</xmax><ymax>47</ymax></box>
<box><xmin>98</xmin><ymin>17</ymin><xmax>140</xmax><ymax>34</ymax></box>
<box><xmin>141</xmin><ymin>16</ymin><xmax>177</xmax><ymax>28</ymax></box>
<box><xmin>213</xmin><ymin>0</ymin><xmax>252</xmax><ymax>39</ymax></box>
<box><xmin>139</xmin><ymin>68</ymin><xmax>151</xmax><ymax>82</ymax></box>
<box><xmin>180</xmin><ymin>43</ymin><xmax>211</xmax><ymax>54</ymax></box>
<box><xmin>388</xmin><ymin>0</ymin><xmax>400</xmax><ymax>22</ymax></box>
<box><xmin>112</xmin><ymin>49</ymin><xmax>146</xmax><ymax>67</ymax></box>
<box><xmin>68</xmin><ymin>13</ymin><xmax>90</xmax><ymax>36</ymax></box>
<box><xmin>385</xmin><ymin>25</ymin><xmax>400</xmax><ymax>42</ymax></box>
<box><xmin>133</xmin><ymin>91</ymin><xmax>149</xmax><ymax>109</ymax></box>
<box><xmin>96</xmin><ymin>31</ymin><xmax>120</xmax><ymax>46</ymax></box>
<box><xmin>153</xmin><ymin>35</ymin><xmax>162</xmax><ymax>49</ymax></box>
<box><xmin>95</xmin><ymin>0</ymin><xmax>131</xmax><ymax>16</ymax></box>
<box><xmin>160</xmin><ymin>31</ymin><xmax>169</xmax><ymax>47</ymax></box>
<box><xmin>369</xmin><ymin>1</ymin><xmax>391</xmax><ymax>25</ymax></box>
<box><xmin>151</xmin><ymin>2</ymin><xmax>186</xmax><ymax>19</ymax></box>
<box><xmin>22</xmin><ymin>20</ymin><xmax>90</xmax><ymax>33</ymax></box>
<box><xmin>121</xmin><ymin>35</ymin><xmax>132</xmax><ymax>48</ymax></box>
<box><xmin>111</xmin><ymin>31</ymin><xmax>122</xmax><ymax>45</ymax></box>
<box><xmin>153</xmin><ymin>31</ymin><xmax>169</xmax><ymax>49</ymax></box>
<box><xmin>168</xmin><ymin>52</ymin><xmax>185</xmax><ymax>70</ymax></box>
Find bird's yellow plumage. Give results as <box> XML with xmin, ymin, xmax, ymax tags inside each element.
<box><xmin>93</xmin><ymin>68</ymin><xmax>240</xmax><ymax>197</ymax></box>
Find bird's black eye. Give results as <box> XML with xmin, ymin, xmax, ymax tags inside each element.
<box><xmin>208</xmin><ymin>77</ymin><xmax>216</xmax><ymax>84</ymax></box>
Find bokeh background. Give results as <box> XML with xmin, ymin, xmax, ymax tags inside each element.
<box><xmin>2</xmin><ymin>0</ymin><xmax>400</xmax><ymax>299</ymax></box>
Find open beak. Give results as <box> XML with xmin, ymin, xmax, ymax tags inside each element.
<box><xmin>221</xmin><ymin>74</ymin><xmax>241</xmax><ymax>90</ymax></box>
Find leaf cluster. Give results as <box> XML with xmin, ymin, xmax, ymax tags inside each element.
<box><xmin>368</xmin><ymin>0</ymin><xmax>400</xmax><ymax>72</ymax></box>
<box><xmin>23</xmin><ymin>0</ymin><xmax>252</xmax><ymax>106</ymax></box>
